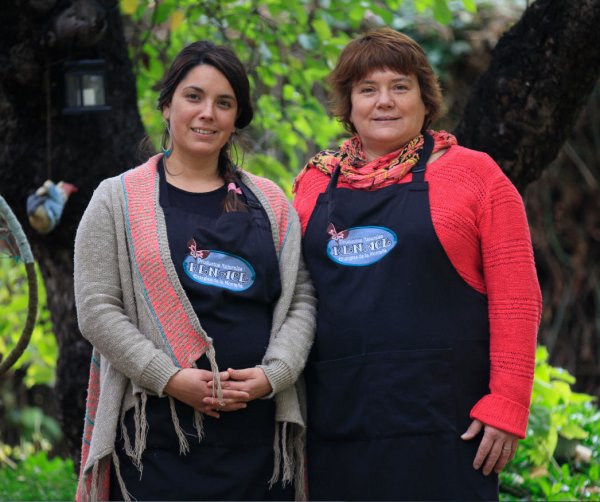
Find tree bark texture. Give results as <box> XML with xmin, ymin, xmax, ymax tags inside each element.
<box><xmin>525</xmin><ymin>88</ymin><xmax>600</xmax><ymax>397</ymax></box>
<box><xmin>0</xmin><ymin>0</ymin><xmax>145</xmax><ymax>463</ymax></box>
<box><xmin>454</xmin><ymin>0</ymin><xmax>600</xmax><ymax>190</ymax></box>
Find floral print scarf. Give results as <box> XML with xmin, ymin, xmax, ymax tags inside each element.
<box><xmin>294</xmin><ymin>130</ymin><xmax>457</xmax><ymax>192</ymax></box>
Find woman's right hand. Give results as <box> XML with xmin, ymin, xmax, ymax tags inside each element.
<box><xmin>164</xmin><ymin>368</ymin><xmax>250</xmax><ymax>418</ymax></box>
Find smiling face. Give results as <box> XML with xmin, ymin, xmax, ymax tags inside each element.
<box><xmin>349</xmin><ymin>69</ymin><xmax>427</xmax><ymax>161</ymax></box>
<box><xmin>162</xmin><ymin>64</ymin><xmax>238</xmax><ymax>167</ymax></box>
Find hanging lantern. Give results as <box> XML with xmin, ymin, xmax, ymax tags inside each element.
<box><xmin>63</xmin><ymin>59</ymin><xmax>111</xmax><ymax>114</ymax></box>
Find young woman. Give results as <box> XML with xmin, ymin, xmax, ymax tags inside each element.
<box><xmin>293</xmin><ymin>28</ymin><xmax>541</xmax><ymax>501</ymax></box>
<box><xmin>75</xmin><ymin>41</ymin><xmax>315</xmax><ymax>501</ymax></box>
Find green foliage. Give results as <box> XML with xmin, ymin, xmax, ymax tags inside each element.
<box><xmin>0</xmin><ymin>230</ymin><xmax>74</xmax><ymax>501</ymax></box>
<box><xmin>4</xmin><ymin>406</ymin><xmax>63</xmax><ymax>448</ymax></box>
<box><xmin>500</xmin><ymin>346</ymin><xmax>600</xmax><ymax>500</ymax></box>
<box><xmin>0</xmin><ymin>447</ymin><xmax>77</xmax><ymax>501</ymax></box>
<box><xmin>0</xmin><ymin>259</ymin><xmax>56</xmax><ymax>387</ymax></box>
<box><xmin>121</xmin><ymin>0</ymin><xmax>481</xmax><ymax>191</ymax></box>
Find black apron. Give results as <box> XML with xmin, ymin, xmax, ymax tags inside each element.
<box><xmin>111</xmin><ymin>175</ymin><xmax>293</xmax><ymax>501</ymax></box>
<box><xmin>303</xmin><ymin>133</ymin><xmax>498</xmax><ymax>501</ymax></box>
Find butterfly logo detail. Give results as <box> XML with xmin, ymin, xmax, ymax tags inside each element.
<box><xmin>187</xmin><ymin>239</ymin><xmax>210</xmax><ymax>259</ymax></box>
<box><xmin>327</xmin><ymin>223</ymin><xmax>348</xmax><ymax>241</ymax></box>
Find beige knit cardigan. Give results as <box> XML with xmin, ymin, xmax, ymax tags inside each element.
<box><xmin>74</xmin><ymin>155</ymin><xmax>316</xmax><ymax>500</ymax></box>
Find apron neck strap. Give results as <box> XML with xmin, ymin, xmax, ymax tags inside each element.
<box><xmin>327</xmin><ymin>158</ymin><xmax>343</xmax><ymax>193</ymax></box>
<box><xmin>410</xmin><ymin>132</ymin><xmax>434</xmax><ymax>183</ymax></box>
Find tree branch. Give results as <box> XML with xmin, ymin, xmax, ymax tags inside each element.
<box><xmin>454</xmin><ymin>0</ymin><xmax>600</xmax><ymax>190</ymax></box>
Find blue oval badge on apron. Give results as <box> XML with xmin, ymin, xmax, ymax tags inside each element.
<box><xmin>326</xmin><ymin>225</ymin><xmax>397</xmax><ymax>266</ymax></box>
<box><xmin>183</xmin><ymin>250</ymin><xmax>256</xmax><ymax>291</ymax></box>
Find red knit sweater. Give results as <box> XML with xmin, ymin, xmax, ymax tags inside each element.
<box><xmin>293</xmin><ymin>144</ymin><xmax>542</xmax><ymax>438</ymax></box>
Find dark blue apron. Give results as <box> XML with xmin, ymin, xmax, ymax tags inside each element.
<box><xmin>303</xmin><ymin>133</ymin><xmax>498</xmax><ymax>501</ymax></box>
<box><xmin>111</xmin><ymin>175</ymin><xmax>293</xmax><ymax>501</ymax></box>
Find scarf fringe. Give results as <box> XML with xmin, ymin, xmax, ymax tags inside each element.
<box><xmin>120</xmin><ymin>412</ymin><xmax>134</xmax><ymax>462</ymax></box>
<box><xmin>122</xmin><ymin>392</ymin><xmax>148</xmax><ymax>475</ymax></box>
<box><xmin>169</xmin><ymin>395</ymin><xmax>190</xmax><ymax>455</ymax></box>
<box><xmin>268</xmin><ymin>421</ymin><xmax>282</xmax><ymax>487</ymax></box>
<box><xmin>111</xmin><ymin>450</ymin><xmax>134</xmax><ymax>501</ymax></box>
<box><xmin>293</xmin><ymin>430</ymin><xmax>306</xmax><ymax>501</ymax></box>
<box><xmin>136</xmin><ymin>392</ymin><xmax>149</xmax><ymax>461</ymax></box>
<box><xmin>205</xmin><ymin>345</ymin><xmax>224</xmax><ymax>404</ymax></box>
<box><xmin>81</xmin><ymin>400</ymin><xmax>306</xmax><ymax>501</ymax></box>
<box><xmin>81</xmin><ymin>347</ymin><xmax>224</xmax><ymax>499</ymax></box>
<box><xmin>269</xmin><ymin>421</ymin><xmax>307</xmax><ymax>501</ymax></box>
<box><xmin>281</xmin><ymin>422</ymin><xmax>291</xmax><ymax>482</ymax></box>
<box><xmin>193</xmin><ymin>409</ymin><xmax>205</xmax><ymax>442</ymax></box>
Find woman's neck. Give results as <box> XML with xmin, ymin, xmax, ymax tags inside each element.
<box><xmin>163</xmin><ymin>151</ymin><xmax>224</xmax><ymax>193</ymax></box>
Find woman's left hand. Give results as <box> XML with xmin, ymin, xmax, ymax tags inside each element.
<box><xmin>461</xmin><ymin>419</ymin><xmax>518</xmax><ymax>475</ymax></box>
<box><xmin>204</xmin><ymin>367</ymin><xmax>272</xmax><ymax>409</ymax></box>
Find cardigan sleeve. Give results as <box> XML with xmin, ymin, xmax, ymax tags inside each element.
<box><xmin>468</xmin><ymin>155</ymin><xmax>542</xmax><ymax>438</ymax></box>
<box><xmin>260</xmin><ymin>245</ymin><xmax>316</xmax><ymax>395</ymax></box>
<box><xmin>74</xmin><ymin>180</ymin><xmax>179</xmax><ymax>396</ymax></box>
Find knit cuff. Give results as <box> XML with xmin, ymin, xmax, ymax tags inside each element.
<box><xmin>259</xmin><ymin>360</ymin><xmax>294</xmax><ymax>399</ymax></box>
<box><xmin>139</xmin><ymin>352</ymin><xmax>180</xmax><ymax>397</ymax></box>
<box><xmin>470</xmin><ymin>393</ymin><xmax>530</xmax><ymax>438</ymax></box>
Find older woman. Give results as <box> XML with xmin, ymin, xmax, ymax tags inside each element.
<box><xmin>293</xmin><ymin>28</ymin><xmax>541</xmax><ymax>500</ymax></box>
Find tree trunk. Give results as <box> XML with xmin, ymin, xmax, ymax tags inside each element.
<box><xmin>454</xmin><ymin>0</ymin><xmax>600</xmax><ymax>190</ymax></box>
<box><xmin>0</xmin><ymin>0</ymin><xmax>145</xmax><ymax>463</ymax></box>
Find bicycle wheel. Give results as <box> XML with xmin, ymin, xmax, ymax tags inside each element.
<box><xmin>0</xmin><ymin>195</ymin><xmax>38</xmax><ymax>376</ymax></box>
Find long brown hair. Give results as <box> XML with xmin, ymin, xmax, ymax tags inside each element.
<box><xmin>328</xmin><ymin>27</ymin><xmax>443</xmax><ymax>133</ymax></box>
<box><xmin>156</xmin><ymin>41</ymin><xmax>254</xmax><ymax>212</ymax></box>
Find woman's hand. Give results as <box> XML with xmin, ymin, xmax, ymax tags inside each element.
<box><xmin>204</xmin><ymin>367</ymin><xmax>273</xmax><ymax>409</ymax></box>
<box><xmin>461</xmin><ymin>419</ymin><xmax>518</xmax><ymax>475</ymax></box>
<box><xmin>164</xmin><ymin>368</ymin><xmax>250</xmax><ymax>418</ymax></box>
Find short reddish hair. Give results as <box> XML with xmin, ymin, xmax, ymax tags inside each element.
<box><xmin>328</xmin><ymin>27</ymin><xmax>443</xmax><ymax>133</ymax></box>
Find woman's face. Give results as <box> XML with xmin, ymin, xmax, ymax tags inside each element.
<box><xmin>162</xmin><ymin>64</ymin><xmax>238</xmax><ymax>165</ymax></box>
<box><xmin>349</xmin><ymin>69</ymin><xmax>427</xmax><ymax>161</ymax></box>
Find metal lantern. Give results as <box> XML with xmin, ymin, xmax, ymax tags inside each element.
<box><xmin>63</xmin><ymin>59</ymin><xmax>111</xmax><ymax>114</ymax></box>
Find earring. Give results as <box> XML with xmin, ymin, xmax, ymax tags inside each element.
<box><xmin>161</xmin><ymin>121</ymin><xmax>173</xmax><ymax>158</ymax></box>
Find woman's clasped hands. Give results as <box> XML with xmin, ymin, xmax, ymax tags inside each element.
<box><xmin>205</xmin><ymin>367</ymin><xmax>273</xmax><ymax>415</ymax></box>
<box><xmin>164</xmin><ymin>367</ymin><xmax>272</xmax><ymax>419</ymax></box>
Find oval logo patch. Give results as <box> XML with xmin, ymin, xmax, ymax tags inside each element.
<box><xmin>183</xmin><ymin>251</ymin><xmax>256</xmax><ymax>291</ymax></box>
<box><xmin>326</xmin><ymin>225</ymin><xmax>397</xmax><ymax>266</ymax></box>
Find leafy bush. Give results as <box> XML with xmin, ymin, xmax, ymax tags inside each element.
<box><xmin>0</xmin><ymin>446</ymin><xmax>76</xmax><ymax>501</ymax></box>
<box><xmin>500</xmin><ymin>346</ymin><xmax>600</xmax><ymax>500</ymax></box>
<box><xmin>0</xmin><ymin>258</ymin><xmax>76</xmax><ymax>500</ymax></box>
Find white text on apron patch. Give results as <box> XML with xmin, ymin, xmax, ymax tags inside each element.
<box><xmin>326</xmin><ymin>224</ymin><xmax>397</xmax><ymax>266</ymax></box>
<box><xmin>184</xmin><ymin>239</ymin><xmax>255</xmax><ymax>291</ymax></box>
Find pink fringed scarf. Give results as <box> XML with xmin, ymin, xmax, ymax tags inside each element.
<box><xmin>77</xmin><ymin>157</ymin><xmax>217</xmax><ymax>501</ymax></box>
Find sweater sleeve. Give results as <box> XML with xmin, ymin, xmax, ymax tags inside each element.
<box><xmin>292</xmin><ymin>166</ymin><xmax>330</xmax><ymax>235</ymax></box>
<box><xmin>74</xmin><ymin>180</ymin><xmax>179</xmax><ymax>396</ymax></box>
<box><xmin>468</xmin><ymin>155</ymin><xmax>542</xmax><ymax>438</ymax></box>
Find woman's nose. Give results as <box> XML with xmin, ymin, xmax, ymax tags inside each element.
<box><xmin>197</xmin><ymin>101</ymin><xmax>215</xmax><ymax>120</ymax></box>
<box><xmin>376</xmin><ymin>90</ymin><xmax>394</xmax><ymax>108</ymax></box>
